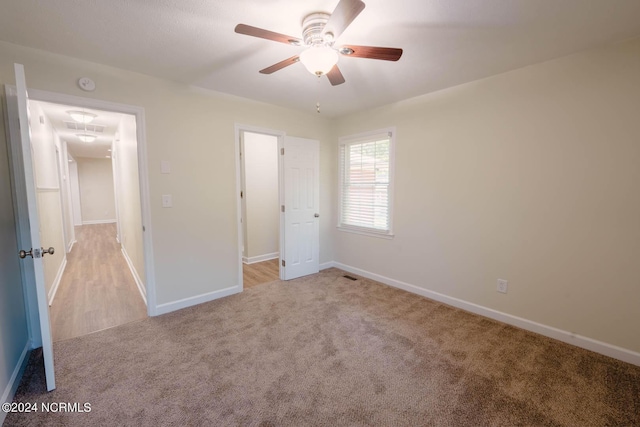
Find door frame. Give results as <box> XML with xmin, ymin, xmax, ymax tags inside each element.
<box><xmin>5</xmin><ymin>86</ymin><xmax>158</xmax><ymax>321</ymax></box>
<box><xmin>234</xmin><ymin>124</ymin><xmax>286</xmax><ymax>287</ymax></box>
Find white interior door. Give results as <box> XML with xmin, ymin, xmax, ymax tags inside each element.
<box><xmin>282</xmin><ymin>136</ymin><xmax>319</xmax><ymax>280</ymax></box>
<box><xmin>11</xmin><ymin>63</ymin><xmax>56</xmax><ymax>391</ymax></box>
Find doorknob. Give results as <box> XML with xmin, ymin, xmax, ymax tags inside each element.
<box><xmin>314</xmin><ymin>213</ymin><xmax>320</xmax><ymax>218</ymax></box>
<box><xmin>18</xmin><ymin>247</ymin><xmax>54</xmax><ymax>259</ymax></box>
<box><xmin>19</xmin><ymin>249</ymin><xmax>33</xmax><ymax>259</ymax></box>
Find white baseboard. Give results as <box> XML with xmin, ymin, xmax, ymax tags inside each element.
<box><xmin>243</xmin><ymin>252</ymin><xmax>279</xmax><ymax>265</ymax></box>
<box><xmin>67</xmin><ymin>239</ymin><xmax>76</xmax><ymax>253</ymax></box>
<box><xmin>121</xmin><ymin>247</ymin><xmax>146</xmax><ymax>305</ymax></box>
<box><xmin>155</xmin><ymin>285</ymin><xmax>241</xmax><ymax>316</ymax></box>
<box><xmin>48</xmin><ymin>257</ymin><xmax>67</xmax><ymax>306</ymax></box>
<box><xmin>82</xmin><ymin>219</ymin><xmax>116</xmax><ymax>225</ymax></box>
<box><xmin>0</xmin><ymin>340</ymin><xmax>31</xmax><ymax>425</ymax></box>
<box><xmin>332</xmin><ymin>262</ymin><xmax>640</xmax><ymax>367</ymax></box>
<box><xmin>319</xmin><ymin>261</ymin><xmax>336</xmax><ymax>270</ymax></box>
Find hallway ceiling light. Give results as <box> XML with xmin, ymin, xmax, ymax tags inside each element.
<box><xmin>68</xmin><ymin>110</ymin><xmax>97</xmax><ymax>124</ymax></box>
<box><xmin>77</xmin><ymin>134</ymin><xmax>97</xmax><ymax>143</ymax></box>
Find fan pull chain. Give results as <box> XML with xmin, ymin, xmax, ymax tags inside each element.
<box><xmin>316</xmin><ymin>75</ymin><xmax>322</xmax><ymax>113</ymax></box>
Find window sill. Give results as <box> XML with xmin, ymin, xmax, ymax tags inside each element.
<box><xmin>337</xmin><ymin>226</ymin><xmax>395</xmax><ymax>240</ymax></box>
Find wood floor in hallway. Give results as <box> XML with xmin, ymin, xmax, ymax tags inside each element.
<box><xmin>50</xmin><ymin>224</ymin><xmax>147</xmax><ymax>342</ymax></box>
<box><xmin>243</xmin><ymin>258</ymin><xmax>280</xmax><ymax>288</ymax></box>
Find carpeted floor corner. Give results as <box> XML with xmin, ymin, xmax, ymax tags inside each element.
<box><xmin>6</xmin><ymin>268</ymin><xmax>640</xmax><ymax>426</ymax></box>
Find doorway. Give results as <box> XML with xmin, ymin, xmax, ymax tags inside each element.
<box><xmin>27</xmin><ymin>100</ymin><xmax>147</xmax><ymax>341</ymax></box>
<box><xmin>235</xmin><ymin>125</ymin><xmax>321</xmax><ymax>288</ymax></box>
<box><xmin>5</xmin><ymin>85</ymin><xmax>157</xmax><ymax>348</ymax></box>
<box><xmin>239</xmin><ymin>129</ymin><xmax>281</xmax><ymax>288</ymax></box>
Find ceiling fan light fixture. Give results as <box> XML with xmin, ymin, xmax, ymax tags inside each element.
<box><xmin>77</xmin><ymin>133</ymin><xmax>97</xmax><ymax>143</ymax></box>
<box><xmin>68</xmin><ymin>110</ymin><xmax>97</xmax><ymax>124</ymax></box>
<box><xmin>299</xmin><ymin>45</ymin><xmax>339</xmax><ymax>76</ymax></box>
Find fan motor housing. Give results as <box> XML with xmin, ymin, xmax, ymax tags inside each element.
<box><xmin>302</xmin><ymin>13</ymin><xmax>331</xmax><ymax>46</ymax></box>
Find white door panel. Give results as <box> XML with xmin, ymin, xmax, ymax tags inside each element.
<box><xmin>283</xmin><ymin>136</ymin><xmax>319</xmax><ymax>280</ymax></box>
<box><xmin>8</xmin><ymin>63</ymin><xmax>56</xmax><ymax>390</ymax></box>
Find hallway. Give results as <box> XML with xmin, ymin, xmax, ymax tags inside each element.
<box><xmin>50</xmin><ymin>223</ymin><xmax>147</xmax><ymax>341</ymax></box>
<box><xmin>243</xmin><ymin>258</ymin><xmax>280</xmax><ymax>288</ymax></box>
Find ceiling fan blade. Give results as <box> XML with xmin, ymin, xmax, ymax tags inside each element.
<box><xmin>259</xmin><ymin>56</ymin><xmax>300</xmax><ymax>74</ymax></box>
<box><xmin>326</xmin><ymin>65</ymin><xmax>346</xmax><ymax>86</ymax></box>
<box><xmin>324</xmin><ymin>0</ymin><xmax>365</xmax><ymax>39</ymax></box>
<box><xmin>235</xmin><ymin>24</ymin><xmax>302</xmax><ymax>45</ymax></box>
<box><xmin>340</xmin><ymin>45</ymin><xmax>403</xmax><ymax>61</ymax></box>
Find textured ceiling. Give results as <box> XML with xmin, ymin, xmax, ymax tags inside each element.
<box><xmin>2</xmin><ymin>0</ymin><xmax>640</xmax><ymax>117</ymax></box>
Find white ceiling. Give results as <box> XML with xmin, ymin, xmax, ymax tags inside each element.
<box><xmin>2</xmin><ymin>0</ymin><xmax>640</xmax><ymax>117</ymax></box>
<box><xmin>33</xmin><ymin>100</ymin><xmax>122</xmax><ymax>159</ymax></box>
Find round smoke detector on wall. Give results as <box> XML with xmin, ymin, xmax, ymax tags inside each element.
<box><xmin>77</xmin><ymin>77</ymin><xmax>96</xmax><ymax>92</ymax></box>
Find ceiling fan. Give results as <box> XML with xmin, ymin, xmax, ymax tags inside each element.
<box><xmin>234</xmin><ymin>0</ymin><xmax>403</xmax><ymax>86</ymax></box>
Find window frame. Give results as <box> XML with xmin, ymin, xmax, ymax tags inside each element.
<box><xmin>337</xmin><ymin>127</ymin><xmax>396</xmax><ymax>239</ymax></box>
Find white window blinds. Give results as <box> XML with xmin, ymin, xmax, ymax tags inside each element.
<box><xmin>338</xmin><ymin>129</ymin><xmax>394</xmax><ymax>237</ymax></box>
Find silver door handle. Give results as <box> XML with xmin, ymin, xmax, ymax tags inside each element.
<box><xmin>18</xmin><ymin>247</ymin><xmax>54</xmax><ymax>259</ymax></box>
<box><xmin>314</xmin><ymin>213</ymin><xmax>320</xmax><ymax>218</ymax></box>
<box><xmin>19</xmin><ymin>249</ymin><xmax>33</xmax><ymax>259</ymax></box>
<box><xmin>42</xmin><ymin>247</ymin><xmax>55</xmax><ymax>256</ymax></box>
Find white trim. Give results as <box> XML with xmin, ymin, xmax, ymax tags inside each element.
<box><xmin>121</xmin><ymin>247</ymin><xmax>147</xmax><ymax>305</ymax></box>
<box><xmin>319</xmin><ymin>261</ymin><xmax>336</xmax><ymax>270</ymax></box>
<box><xmin>336</xmin><ymin>226</ymin><xmax>395</xmax><ymax>239</ymax></box>
<box><xmin>243</xmin><ymin>252</ymin><xmax>279</xmax><ymax>264</ymax></box>
<box><xmin>155</xmin><ymin>285</ymin><xmax>241</xmax><ymax>316</ymax></box>
<box><xmin>332</xmin><ymin>262</ymin><xmax>640</xmax><ymax>367</ymax></box>
<box><xmin>337</xmin><ymin>126</ymin><xmax>396</xmax><ymax>237</ymax></box>
<box><xmin>67</xmin><ymin>239</ymin><xmax>76</xmax><ymax>253</ymax></box>
<box><xmin>82</xmin><ymin>219</ymin><xmax>117</xmax><ymax>225</ymax></box>
<box><xmin>47</xmin><ymin>257</ymin><xmax>67</xmax><ymax>306</ymax></box>
<box><xmin>35</xmin><ymin>186</ymin><xmax>60</xmax><ymax>192</ymax></box>
<box><xmin>0</xmin><ymin>340</ymin><xmax>31</xmax><ymax>425</ymax></box>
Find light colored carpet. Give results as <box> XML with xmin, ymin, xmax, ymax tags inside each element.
<box><xmin>7</xmin><ymin>268</ymin><xmax>640</xmax><ymax>426</ymax></box>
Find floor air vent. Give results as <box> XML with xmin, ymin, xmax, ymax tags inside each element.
<box><xmin>343</xmin><ymin>275</ymin><xmax>358</xmax><ymax>281</ymax></box>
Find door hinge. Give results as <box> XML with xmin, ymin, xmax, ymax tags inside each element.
<box><xmin>280</xmin><ymin>148</ymin><xmax>284</xmax><ymax>155</ymax></box>
<box><xmin>281</xmin><ymin>205</ymin><xmax>285</xmax><ymax>212</ymax></box>
<box><xmin>282</xmin><ymin>260</ymin><xmax>285</xmax><ymax>267</ymax></box>
<box><xmin>241</xmin><ymin>191</ymin><xmax>243</xmax><ymax>199</ymax></box>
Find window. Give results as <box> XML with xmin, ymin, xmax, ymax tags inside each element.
<box><xmin>338</xmin><ymin>128</ymin><xmax>395</xmax><ymax>238</ymax></box>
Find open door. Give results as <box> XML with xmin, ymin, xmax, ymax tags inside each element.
<box><xmin>282</xmin><ymin>136</ymin><xmax>320</xmax><ymax>280</ymax></box>
<box><xmin>7</xmin><ymin>63</ymin><xmax>56</xmax><ymax>390</ymax></box>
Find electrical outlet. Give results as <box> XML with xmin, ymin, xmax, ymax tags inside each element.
<box><xmin>497</xmin><ymin>279</ymin><xmax>508</xmax><ymax>294</ymax></box>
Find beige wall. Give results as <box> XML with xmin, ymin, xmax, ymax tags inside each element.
<box><xmin>0</xmin><ymin>40</ymin><xmax>334</xmax><ymax>307</ymax></box>
<box><xmin>243</xmin><ymin>132</ymin><xmax>279</xmax><ymax>260</ymax></box>
<box><xmin>113</xmin><ymin>115</ymin><xmax>145</xmax><ymax>287</ymax></box>
<box><xmin>58</xmin><ymin>140</ymin><xmax>74</xmax><ymax>251</ymax></box>
<box><xmin>77</xmin><ymin>157</ymin><xmax>116</xmax><ymax>223</ymax></box>
<box><xmin>333</xmin><ymin>38</ymin><xmax>640</xmax><ymax>353</ymax></box>
<box><xmin>4</xmin><ymin>35</ymin><xmax>638</xmax><ymax>357</ymax></box>
<box><xmin>28</xmin><ymin>101</ymin><xmax>66</xmax><ymax>299</ymax></box>
<box><xmin>68</xmin><ymin>158</ymin><xmax>82</xmax><ymax>226</ymax></box>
